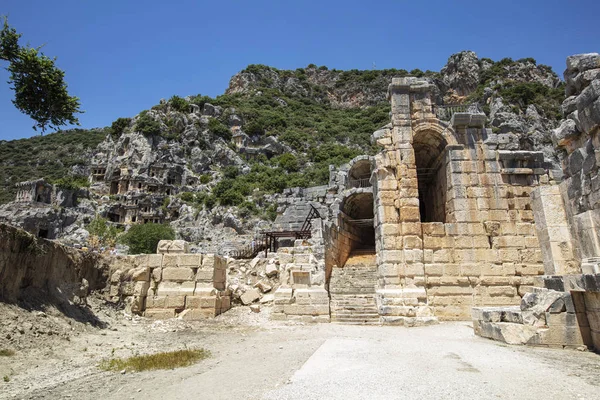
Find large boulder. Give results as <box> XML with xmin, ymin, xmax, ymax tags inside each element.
<box><xmin>576</xmin><ymin>79</ymin><xmax>600</xmax><ymax>134</ymax></box>
<box><xmin>552</xmin><ymin>119</ymin><xmax>580</xmax><ymax>148</ymax></box>
<box><xmin>440</xmin><ymin>51</ymin><xmax>480</xmax><ymax>97</ymax></box>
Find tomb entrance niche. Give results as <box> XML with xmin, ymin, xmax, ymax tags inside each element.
<box><xmin>413</xmin><ymin>129</ymin><xmax>449</xmax><ymax>223</ymax></box>
<box><xmin>341</xmin><ymin>192</ymin><xmax>375</xmax><ymax>254</ymax></box>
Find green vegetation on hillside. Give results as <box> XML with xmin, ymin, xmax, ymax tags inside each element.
<box><xmin>0</xmin><ymin>129</ymin><xmax>106</xmax><ymax>204</ymax></box>
<box><xmin>119</xmin><ymin>223</ymin><xmax>176</xmax><ymax>254</ymax></box>
<box><xmin>469</xmin><ymin>57</ymin><xmax>564</xmax><ymax>119</ymax></box>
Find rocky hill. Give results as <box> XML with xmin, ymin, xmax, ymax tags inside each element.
<box><xmin>0</xmin><ymin>51</ymin><xmax>567</xmax><ymax>251</ymax></box>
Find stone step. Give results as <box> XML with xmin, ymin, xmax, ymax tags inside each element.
<box><xmin>332</xmin><ymin>312</ymin><xmax>379</xmax><ymax>318</ymax></box>
<box><xmin>331</xmin><ymin>318</ymin><xmax>380</xmax><ymax>325</ymax></box>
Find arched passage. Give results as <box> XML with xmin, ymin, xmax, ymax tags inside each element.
<box><xmin>341</xmin><ymin>191</ymin><xmax>375</xmax><ymax>252</ymax></box>
<box><xmin>413</xmin><ymin>129</ymin><xmax>449</xmax><ymax>222</ymax></box>
<box><xmin>347</xmin><ymin>159</ymin><xmax>372</xmax><ymax>188</ymax></box>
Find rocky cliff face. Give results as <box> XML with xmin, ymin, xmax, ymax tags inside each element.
<box><xmin>552</xmin><ymin>53</ymin><xmax>600</xmax><ymax>217</ymax></box>
<box><xmin>0</xmin><ymin>51</ymin><xmax>569</xmax><ymax>253</ymax></box>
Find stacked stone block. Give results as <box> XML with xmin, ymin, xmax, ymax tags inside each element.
<box><xmin>271</xmin><ymin>232</ymin><xmax>330</xmax><ymax>322</ymax></box>
<box><xmin>108</xmin><ymin>241</ymin><xmax>230</xmax><ymax>320</ymax></box>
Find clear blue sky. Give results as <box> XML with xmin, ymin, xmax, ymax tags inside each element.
<box><xmin>1</xmin><ymin>0</ymin><xmax>598</xmax><ymax>140</ymax></box>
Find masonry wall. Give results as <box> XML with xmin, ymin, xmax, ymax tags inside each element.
<box><xmin>370</xmin><ymin>77</ymin><xmax>560</xmax><ymax>321</ymax></box>
<box><xmin>108</xmin><ymin>251</ymin><xmax>230</xmax><ymax>319</ymax></box>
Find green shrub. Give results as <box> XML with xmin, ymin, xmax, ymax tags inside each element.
<box><xmin>208</xmin><ymin>118</ymin><xmax>231</xmax><ymax>140</ymax></box>
<box><xmin>179</xmin><ymin>191</ymin><xmax>194</xmax><ymax>203</ymax></box>
<box><xmin>135</xmin><ymin>111</ymin><xmax>161</xmax><ymax>136</ymax></box>
<box><xmin>276</xmin><ymin>153</ymin><xmax>299</xmax><ymax>172</ymax></box>
<box><xmin>238</xmin><ymin>201</ymin><xmax>258</xmax><ymax>217</ymax></box>
<box><xmin>110</xmin><ymin>117</ymin><xmax>131</xmax><ymax>137</ymax></box>
<box><xmin>199</xmin><ymin>174</ymin><xmax>211</xmax><ymax>184</ymax></box>
<box><xmin>169</xmin><ymin>95</ymin><xmax>189</xmax><ymax>113</ymax></box>
<box><xmin>120</xmin><ymin>223</ymin><xmax>175</xmax><ymax>254</ymax></box>
<box><xmin>223</xmin><ymin>166</ymin><xmax>240</xmax><ymax>179</ymax></box>
<box><xmin>52</xmin><ymin>175</ymin><xmax>90</xmax><ymax>190</ymax></box>
<box><xmin>86</xmin><ymin>216</ymin><xmax>121</xmax><ymax>247</ymax></box>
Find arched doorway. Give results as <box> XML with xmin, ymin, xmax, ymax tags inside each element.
<box><xmin>347</xmin><ymin>159</ymin><xmax>372</xmax><ymax>189</ymax></box>
<box><xmin>413</xmin><ymin>130</ymin><xmax>449</xmax><ymax>222</ymax></box>
<box><xmin>341</xmin><ymin>192</ymin><xmax>375</xmax><ymax>253</ymax></box>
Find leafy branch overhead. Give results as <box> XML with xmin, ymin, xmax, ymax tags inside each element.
<box><xmin>0</xmin><ymin>16</ymin><xmax>82</xmax><ymax>133</ymax></box>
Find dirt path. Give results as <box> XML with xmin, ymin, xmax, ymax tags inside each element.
<box><xmin>2</xmin><ymin>311</ymin><xmax>600</xmax><ymax>400</ymax></box>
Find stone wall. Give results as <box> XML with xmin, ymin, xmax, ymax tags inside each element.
<box><xmin>554</xmin><ymin>53</ymin><xmax>600</xmax><ymax>264</ymax></box>
<box><xmin>108</xmin><ymin>241</ymin><xmax>230</xmax><ymax>319</ymax></box>
<box><xmin>0</xmin><ymin>223</ymin><xmax>108</xmax><ymax>303</ymax></box>
<box><xmin>368</xmin><ymin>77</ymin><xmax>563</xmax><ymax>322</ymax></box>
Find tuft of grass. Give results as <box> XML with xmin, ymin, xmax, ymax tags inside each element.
<box><xmin>3</xmin><ymin>375</ymin><xmax>9</xmax><ymax>382</ymax></box>
<box><xmin>99</xmin><ymin>349</ymin><xmax>209</xmax><ymax>372</ymax></box>
<box><xmin>0</xmin><ymin>349</ymin><xmax>15</xmax><ymax>357</ymax></box>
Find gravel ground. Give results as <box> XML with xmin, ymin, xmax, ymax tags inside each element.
<box><xmin>1</xmin><ymin>311</ymin><xmax>600</xmax><ymax>400</ymax></box>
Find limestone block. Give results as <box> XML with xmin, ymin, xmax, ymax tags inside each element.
<box><xmin>187</xmin><ymin>295</ymin><xmax>220</xmax><ymax>309</ymax></box>
<box><xmin>273</xmin><ymin>287</ymin><xmax>293</xmax><ymax>304</ymax></box>
<box><xmin>381</xmin><ymin>250</ymin><xmax>404</xmax><ymax>263</ymax></box>
<box><xmin>156</xmin><ymin>281</ymin><xmax>196</xmax><ymax>296</ymax></box>
<box><xmin>283</xmin><ymin>304</ymin><xmax>330</xmax><ymax>316</ymax></box>
<box><xmin>442</xmin><ymin>264</ymin><xmax>460</xmax><ymax>276</ymax></box>
<box><xmin>538</xmin><ymin>326</ymin><xmax>584</xmax><ymax>346</ymax></box>
<box><xmin>400</xmin><ymin>206</ymin><xmax>420</xmax><ymax>222</ymax></box>
<box><xmin>151</xmin><ymin>267</ymin><xmax>162</xmax><ymax>282</ymax></box>
<box><xmin>162</xmin><ymin>267</ymin><xmax>195</xmax><ymax>282</ymax></box>
<box><xmin>421</xmin><ymin>222</ymin><xmax>444</xmax><ymax>236</ymax></box>
<box><xmin>177</xmin><ymin>254</ymin><xmax>202</xmax><ymax>268</ymax></box>
<box><xmin>428</xmin><ymin>286</ymin><xmax>473</xmax><ymax>296</ymax></box>
<box><xmin>498</xmin><ymin>249</ymin><xmax>520</xmax><ymax>263</ymax></box>
<box><xmin>480</xmin><ymin>276</ymin><xmax>512</xmax><ymax>286</ymax></box>
<box><xmin>120</xmin><ymin>281</ymin><xmax>150</xmax><ymax>297</ymax></box>
<box><xmin>460</xmin><ymin>264</ymin><xmax>481</xmax><ymax>276</ymax></box>
<box><xmin>424</xmin><ymin>264</ymin><xmax>443</xmax><ymax>276</ymax></box>
<box><xmin>180</xmin><ymin>309</ymin><xmax>217</xmax><ymax>320</ymax></box>
<box><xmin>454</xmin><ymin>250</ymin><xmax>477</xmax><ymax>263</ymax></box>
<box><xmin>146</xmin><ymin>296</ymin><xmax>167</xmax><ymax>309</ymax></box>
<box><xmin>277</xmin><ymin>253</ymin><xmax>294</xmax><ymax>265</ymax></box>
<box><xmin>124</xmin><ymin>267</ymin><xmax>151</xmax><ymax>282</ymax></box>
<box><xmin>124</xmin><ymin>296</ymin><xmax>146</xmax><ymax>315</ymax></box>
<box><xmin>144</xmin><ymin>309</ymin><xmax>176</xmax><ymax>319</ymax></box>
<box><xmin>221</xmin><ymin>296</ymin><xmax>231</xmax><ymax>311</ymax></box>
<box><xmin>433</xmin><ymin>249</ymin><xmax>453</xmax><ymax>263</ymax></box>
<box><xmin>403</xmin><ymin>235</ymin><xmax>422</xmax><ymax>249</ymax></box>
<box><xmin>381</xmin><ymin>223</ymin><xmax>400</xmax><ymax>236</ymax></box>
<box><xmin>195</xmin><ymin>269</ymin><xmax>213</xmax><ymax>282</ymax></box>
<box><xmin>202</xmin><ymin>254</ymin><xmax>227</xmax><ymax>270</ymax></box>
<box><xmin>162</xmin><ymin>254</ymin><xmax>178</xmax><ymax>268</ymax></box>
<box><xmin>134</xmin><ymin>254</ymin><xmax>163</xmax><ymax>268</ymax></box>
<box><xmin>265</xmin><ymin>263</ymin><xmax>278</xmax><ymax>277</ymax></box>
<box><xmin>241</xmin><ymin>288</ymin><xmax>260</xmax><ymax>305</ymax></box>
<box><xmin>163</xmin><ymin>295</ymin><xmax>186</xmax><ymax>309</ymax></box>
<box><xmin>254</xmin><ymin>279</ymin><xmax>273</xmax><ymax>293</ymax></box>
<box><xmin>194</xmin><ymin>287</ymin><xmax>217</xmax><ymax>297</ymax></box>
<box><xmin>156</xmin><ymin>240</ymin><xmax>189</xmax><ymax>254</ymax></box>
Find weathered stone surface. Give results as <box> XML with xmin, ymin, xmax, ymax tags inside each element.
<box><xmin>156</xmin><ymin>240</ymin><xmax>190</xmax><ymax>254</ymax></box>
<box><xmin>240</xmin><ymin>288</ymin><xmax>260</xmax><ymax>305</ymax></box>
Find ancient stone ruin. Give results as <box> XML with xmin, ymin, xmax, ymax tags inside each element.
<box><xmin>2</xmin><ymin>52</ymin><xmax>600</xmax><ymax>354</ymax></box>
<box><xmin>108</xmin><ymin>240</ymin><xmax>231</xmax><ymax>319</ymax></box>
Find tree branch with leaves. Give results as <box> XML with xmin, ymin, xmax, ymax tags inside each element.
<box><xmin>0</xmin><ymin>16</ymin><xmax>82</xmax><ymax>134</ymax></box>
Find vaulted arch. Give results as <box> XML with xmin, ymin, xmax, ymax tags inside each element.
<box><xmin>412</xmin><ymin>127</ymin><xmax>450</xmax><ymax>222</ymax></box>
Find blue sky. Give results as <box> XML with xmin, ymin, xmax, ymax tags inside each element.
<box><xmin>1</xmin><ymin>0</ymin><xmax>598</xmax><ymax>140</ymax></box>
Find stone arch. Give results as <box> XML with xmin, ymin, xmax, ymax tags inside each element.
<box><xmin>338</xmin><ymin>191</ymin><xmax>376</xmax><ymax>258</ymax></box>
<box><xmin>412</xmin><ymin>123</ymin><xmax>452</xmax><ymax>222</ymax></box>
<box><xmin>412</xmin><ymin>120</ymin><xmax>458</xmax><ymax>147</ymax></box>
<box><xmin>346</xmin><ymin>156</ymin><xmax>374</xmax><ymax>188</ymax></box>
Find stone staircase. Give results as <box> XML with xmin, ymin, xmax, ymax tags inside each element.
<box><xmin>329</xmin><ymin>252</ymin><xmax>379</xmax><ymax>325</ymax></box>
